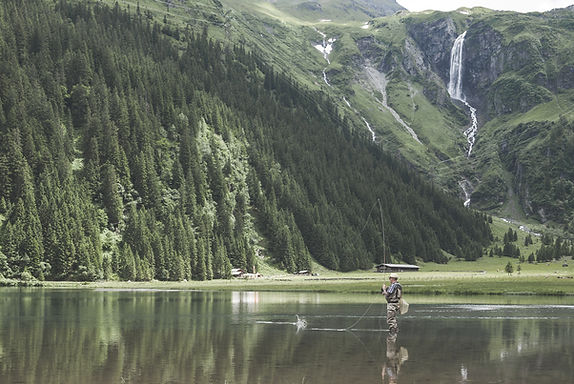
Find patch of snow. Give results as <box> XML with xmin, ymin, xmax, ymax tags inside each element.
<box><xmin>313</xmin><ymin>40</ymin><xmax>336</xmax><ymax>64</ymax></box>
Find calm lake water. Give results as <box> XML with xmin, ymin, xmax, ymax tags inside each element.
<box><xmin>1</xmin><ymin>289</ymin><xmax>573</xmax><ymax>384</ymax></box>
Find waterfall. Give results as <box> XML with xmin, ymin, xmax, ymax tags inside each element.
<box><xmin>448</xmin><ymin>31</ymin><xmax>478</xmax><ymax>158</ymax></box>
<box><xmin>448</xmin><ymin>31</ymin><xmax>467</xmax><ymax>100</ymax></box>
<box><xmin>449</xmin><ymin>31</ymin><xmax>479</xmax><ymax>207</ymax></box>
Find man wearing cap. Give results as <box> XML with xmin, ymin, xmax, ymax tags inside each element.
<box><xmin>382</xmin><ymin>273</ymin><xmax>402</xmax><ymax>333</ymax></box>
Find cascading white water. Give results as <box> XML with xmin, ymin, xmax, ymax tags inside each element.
<box><xmin>449</xmin><ymin>31</ymin><xmax>479</xmax><ymax>207</ymax></box>
<box><xmin>448</xmin><ymin>31</ymin><xmax>478</xmax><ymax>158</ymax></box>
<box><xmin>448</xmin><ymin>31</ymin><xmax>467</xmax><ymax>100</ymax></box>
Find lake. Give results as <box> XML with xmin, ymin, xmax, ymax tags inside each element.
<box><xmin>1</xmin><ymin>289</ymin><xmax>573</xmax><ymax>383</ymax></box>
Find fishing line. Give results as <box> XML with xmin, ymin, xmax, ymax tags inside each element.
<box><xmin>345</xmin><ymin>323</ymin><xmax>381</xmax><ymax>362</ymax></box>
<box><xmin>344</xmin><ymin>302</ymin><xmax>374</xmax><ymax>330</ymax></box>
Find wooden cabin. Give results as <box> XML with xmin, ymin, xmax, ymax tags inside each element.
<box><xmin>375</xmin><ymin>263</ymin><xmax>420</xmax><ymax>273</ymax></box>
<box><xmin>231</xmin><ymin>268</ymin><xmax>244</xmax><ymax>278</ymax></box>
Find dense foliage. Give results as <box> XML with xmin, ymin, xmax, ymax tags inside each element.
<box><xmin>0</xmin><ymin>0</ymin><xmax>491</xmax><ymax>281</ymax></box>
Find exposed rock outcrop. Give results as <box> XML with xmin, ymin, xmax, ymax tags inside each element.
<box><xmin>407</xmin><ymin>17</ymin><xmax>458</xmax><ymax>82</ymax></box>
<box><xmin>461</xmin><ymin>22</ymin><xmax>504</xmax><ymax>106</ymax></box>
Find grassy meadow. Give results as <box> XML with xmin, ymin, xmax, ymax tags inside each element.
<box><xmin>9</xmin><ymin>254</ymin><xmax>570</xmax><ymax>296</ymax></box>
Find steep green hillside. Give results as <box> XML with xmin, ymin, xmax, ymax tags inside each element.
<box><xmin>0</xmin><ymin>0</ymin><xmax>491</xmax><ymax>281</ymax></box>
<box><xmin>208</xmin><ymin>2</ymin><xmax>574</xmax><ymax>230</ymax></box>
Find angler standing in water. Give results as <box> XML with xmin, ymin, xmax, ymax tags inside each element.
<box><xmin>381</xmin><ymin>273</ymin><xmax>402</xmax><ymax>333</ymax></box>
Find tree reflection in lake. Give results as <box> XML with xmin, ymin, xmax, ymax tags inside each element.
<box><xmin>0</xmin><ymin>289</ymin><xmax>573</xmax><ymax>383</ymax></box>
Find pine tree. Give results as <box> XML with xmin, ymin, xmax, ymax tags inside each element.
<box><xmin>119</xmin><ymin>243</ymin><xmax>136</xmax><ymax>280</ymax></box>
<box><xmin>101</xmin><ymin>163</ymin><xmax>123</xmax><ymax>225</ymax></box>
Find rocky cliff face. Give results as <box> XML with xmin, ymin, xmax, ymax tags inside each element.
<box><xmin>405</xmin><ymin>16</ymin><xmax>569</xmax><ymax>117</ymax></box>
<box><xmin>461</xmin><ymin>22</ymin><xmax>504</xmax><ymax>106</ymax></box>
<box><xmin>407</xmin><ymin>17</ymin><xmax>458</xmax><ymax>82</ymax></box>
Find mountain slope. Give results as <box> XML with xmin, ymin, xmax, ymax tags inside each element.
<box><xmin>0</xmin><ymin>0</ymin><xmax>491</xmax><ymax>281</ymax></box>
<box><xmin>210</xmin><ymin>2</ymin><xmax>574</xmax><ymax>230</ymax></box>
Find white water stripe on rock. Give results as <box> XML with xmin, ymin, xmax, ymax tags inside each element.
<box><xmin>313</xmin><ymin>32</ymin><xmax>376</xmax><ymax>142</ymax></box>
<box><xmin>361</xmin><ymin>117</ymin><xmax>377</xmax><ymax>142</ymax></box>
<box><xmin>322</xmin><ymin>69</ymin><xmax>331</xmax><ymax>86</ymax></box>
<box><xmin>462</xmin><ymin>101</ymin><xmax>478</xmax><ymax>157</ymax></box>
<box><xmin>449</xmin><ymin>31</ymin><xmax>479</xmax><ymax>207</ymax></box>
<box><xmin>343</xmin><ymin>97</ymin><xmax>352</xmax><ymax>108</ymax></box>
<box><xmin>459</xmin><ymin>179</ymin><xmax>472</xmax><ymax>207</ymax></box>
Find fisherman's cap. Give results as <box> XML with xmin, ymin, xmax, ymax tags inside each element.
<box><xmin>389</xmin><ymin>273</ymin><xmax>399</xmax><ymax>279</ymax></box>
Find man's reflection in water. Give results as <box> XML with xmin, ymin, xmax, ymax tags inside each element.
<box><xmin>381</xmin><ymin>332</ymin><xmax>408</xmax><ymax>383</ymax></box>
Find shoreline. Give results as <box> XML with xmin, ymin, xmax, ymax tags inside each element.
<box><xmin>3</xmin><ymin>271</ymin><xmax>573</xmax><ymax>296</ymax></box>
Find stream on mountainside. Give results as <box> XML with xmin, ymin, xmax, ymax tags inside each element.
<box><xmin>314</xmin><ymin>29</ymin><xmax>335</xmax><ymax>87</ymax></box>
<box><xmin>2</xmin><ymin>289</ymin><xmax>573</xmax><ymax>384</ymax></box>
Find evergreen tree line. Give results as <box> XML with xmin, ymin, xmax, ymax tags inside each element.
<box><xmin>534</xmin><ymin>235</ymin><xmax>573</xmax><ymax>263</ymax></box>
<box><xmin>0</xmin><ymin>0</ymin><xmax>491</xmax><ymax>281</ymax></box>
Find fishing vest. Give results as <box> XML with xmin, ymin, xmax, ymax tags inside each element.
<box><xmin>386</xmin><ymin>283</ymin><xmax>402</xmax><ymax>304</ymax></box>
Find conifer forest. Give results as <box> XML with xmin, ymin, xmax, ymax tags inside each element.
<box><xmin>0</xmin><ymin>0</ymin><xmax>492</xmax><ymax>281</ymax></box>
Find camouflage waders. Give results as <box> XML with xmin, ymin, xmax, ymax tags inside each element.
<box><xmin>387</xmin><ymin>302</ymin><xmax>400</xmax><ymax>333</ymax></box>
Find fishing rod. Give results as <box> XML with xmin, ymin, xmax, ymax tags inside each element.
<box><xmin>378</xmin><ymin>198</ymin><xmax>386</xmax><ymax>265</ymax></box>
<box><xmin>342</xmin><ymin>198</ymin><xmax>387</xmax><ymax>331</ymax></box>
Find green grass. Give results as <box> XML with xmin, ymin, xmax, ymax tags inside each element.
<box><xmin>12</xmin><ymin>255</ymin><xmax>571</xmax><ymax>296</ymax></box>
<box><xmin>22</xmin><ymin>269</ymin><xmax>571</xmax><ymax>296</ymax></box>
